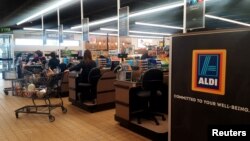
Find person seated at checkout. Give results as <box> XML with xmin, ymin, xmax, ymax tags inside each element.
<box><xmin>65</xmin><ymin>49</ymin><xmax>96</xmax><ymax>83</ymax></box>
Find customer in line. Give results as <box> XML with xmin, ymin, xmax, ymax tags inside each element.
<box><xmin>65</xmin><ymin>49</ymin><xmax>96</xmax><ymax>83</ymax></box>
<box><xmin>48</xmin><ymin>52</ymin><xmax>60</xmax><ymax>70</ymax></box>
<box><xmin>32</xmin><ymin>50</ymin><xmax>46</xmax><ymax>65</ymax></box>
<box><xmin>141</xmin><ymin>50</ymin><xmax>150</xmax><ymax>60</ymax></box>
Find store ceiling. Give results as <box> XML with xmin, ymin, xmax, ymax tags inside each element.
<box><xmin>0</xmin><ymin>0</ymin><xmax>250</xmax><ymax>35</ymax></box>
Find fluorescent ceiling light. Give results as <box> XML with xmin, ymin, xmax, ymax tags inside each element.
<box><xmin>135</xmin><ymin>22</ymin><xmax>183</xmax><ymax>30</ymax></box>
<box><xmin>71</xmin><ymin>17</ymin><xmax>117</xmax><ymax>29</ymax></box>
<box><xmin>100</xmin><ymin>28</ymin><xmax>171</xmax><ymax>36</ymax></box>
<box><xmin>23</xmin><ymin>28</ymin><xmax>58</xmax><ymax>32</ymax></box>
<box><xmin>129</xmin><ymin>2</ymin><xmax>184</xmax><ymax>18</ymax></box>
<box><xmin>63</xmin><ymin>30</ymin><xmax>82</xmax><ymax>34</ymax></box>
<box><xmin>89</xmin><ymin>32</ymin><xmax>163</xmax><ymax>39</ymax></box>
<box><xmin>23</xmin><ymin>27</ymin><xmax>41</xmax><ymax>31</ymax></box>
<box><xmin>130</xmin><ymin>30</ymin><xmax>171</xmax><ymax>36</ymax></box>
<box><xmin>205</xmin><ymin>14</ymin><xmax>250</xmax><ymax>27</ymax></box>
<box><xmin>100</xmin><ymin>28</ymin><xmax>118</xmax><ymax>32</ymax></box>
<box><xmin>23</xmin><ymin>28</ymin><xmax>82</xmax><ymax>33</ymax></box>
<box><xmin>129</xmin><ymin>35</ymin><xmax>163</xmax><ymax>39</ymax></box>
<box><xmin>71</xmin><ymin>1</ymin><xmax>183</xmax><ymax>29</ymax></box>
<box><xmin>71</xmin><ymin>25</ymin><xmax>81</xmax><ymax>29</ymax></box>
<box><xmin>46</xmin><ymin>29</ymin><xmax>58</xmax><ymax>32</ymax></box>
<box><xmin>90</xmin><ymin>17</ymin><xmax>117</xmax><ymax>27</ymax></box>
<box><xmin>17</xmin><ymin>0</ymin><xmax>74</xmax><ymax>25</ymax></box>
<box><xmin>89</xmin><ymin>32</ymin><xmax>118</xmax><ymax>36</ymax></box>
<box><xmin>21</xmin><ymin>28</ymin><xmax>165</xmax><ymax>39</ymax></box>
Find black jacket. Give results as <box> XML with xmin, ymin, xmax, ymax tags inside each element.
<box><xmin>69</xmin><ymin>60</ymin><xmax>96</xmax><ymax>83</ymax></box>
<box><xmin>141</xmin><ymin>53</ymin><xmax>150</xmax><ymax>60</ymax></box>
<box><xmin>48</xmin><ymin>58</ymin><xmax>60</xmax><ymax>70</ymax></box>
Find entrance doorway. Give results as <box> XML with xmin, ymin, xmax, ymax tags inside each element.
<box><xmin>0</xmin><ymin>34</ymin><xmax>14</xmax><ymax>72</ymax></box>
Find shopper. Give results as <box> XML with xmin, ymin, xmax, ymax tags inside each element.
<box><xmin>32</xmin><ymin>50</ymin><xmax>46</xmax><ymax>64</ymax></box>
<box><xmin>65</xmin><ymin>49</ymin><xmax>96</xmax><ymax>83</ymax></box>
<box><xmin>15</xmin><ymin>53</ymin><xmax>23</xmax><ymax>78</ymax></box>
<box><xmin>48</xmin><ymin>52</ymin><xmax>60</xmax><ymax>70</ymax></box>
<box><xmin>141</xmin><ymin>50</ymin><xmax>150</xmax><ymax>60</ymax></box>
<box><xmin>25</xmin><ymin>53</ymin><xmax>33</xmax><ymax>64</ymax></box>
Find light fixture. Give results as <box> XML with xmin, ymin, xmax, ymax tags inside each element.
<box><xmin>71</xmin><ymin>17</ymin><xmax>117</xmax><ymax>29</ymax></box>
<box><xmin>23</xmin><ymin>27</ymin><xmax>171</xmax><ymax>37</ymax></box>
<box><xmin>46</xmin><ymin>29</ymin><xmax>58</xmax><ymax>32</ymax></box>
<box><xmin>89</xmin><ymin>32</ymin><xmax>118</xmax><ymax>36</ymax></box>
<box><xmin>90</xmin><ymin>17</ymin><xmax>117</xmax><ymax>27</ymax></box>
<box><xmin>89</xmin><ymin>32</ymin><xmax>164</xmax><ymax>39</ymax></box>
<box><xmin>100</xmin><ymin>28</ymin><xmax>118</xmax><ymax>32</ymax></box>
<box><xmin>135</xmin><ymin>22</ymin><xmax>183</xmax><ymax>30</ymax></box>
<box><xmin>17</xmin><ymin>0</ymin><xmax>74</xmax><ymax>25</ymax></box>
<box><xmin>205</xmin><ymin>14</ymin><xmax>250</xmax><ymax>27</ymax></box>
<box><xmin>23</xmin><ymin>28</ymin><xmax>42</xmax><ymax>31</ymax></box>
<box><xmin>130</xmin><ymin>30</ymin><xmax>171</xmax><ymax>36</ymax></box>
<box><xmin>70</xmin><ymin>1</ymin><xmax>184</xmax><ymax>29</ymax></box>
<box><xmin>129</xmin><ymin>35</ymin><xmax>164</xmax><ymax>39</ymax></box>
<box><xmin>100</xmin><ymin>28</ymin><xmax>171</xmax><ymax>36</ymax></box>
<box><xmin>63</xmin><ymin>30</ymin><xmax>82</xmax><ymax>34</ymax></box>
<box><xmin>23</xmin><ymin>28</ymin><xmax>59</xmax><ymax>32</ymax></box>
<box><xmin>129</xmin><ymin>2</ymin><xmax>184</xmax><ymax>18</ymax></box>
<box><xmin>23</xmin><ymin>27</ymin><xmax>82</xmax><ymax>33</ymax></box>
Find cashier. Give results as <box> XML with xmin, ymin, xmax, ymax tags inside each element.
<box><xmin>65</xmin><ymin>49</ymin><xmax>96</xmax><ymax>83</ymax></box>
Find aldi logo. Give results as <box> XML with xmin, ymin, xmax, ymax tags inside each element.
<box><xmin>192</xmin><ymin>50</ymin><xmax>226</xmax><ymax>95</ymax></box>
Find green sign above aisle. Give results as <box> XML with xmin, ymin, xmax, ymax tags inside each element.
<box><xmin>0</xmin><ymin>27</ymin><xmax>11</xmax><ymax>33</ymax></box>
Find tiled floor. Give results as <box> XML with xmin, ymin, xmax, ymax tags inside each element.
<box><xmin>0</xmin><ymin>75</ymin><xmax>150</xmax><ymax>141</ymax></box>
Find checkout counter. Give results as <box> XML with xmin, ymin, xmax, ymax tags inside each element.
<box><xmin>68</xmin><ymin>68</ymin><xmax>116</xmax><ymax>112</ymax></box>
<box><xmin>114</xmin><ymin>69</ymin><xmax>168</xmax><ymax>141</ymax></box>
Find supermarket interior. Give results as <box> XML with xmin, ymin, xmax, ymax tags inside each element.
<box><xmin>0</xmin><ymin>0</ymin><xmax>250</xmax><ymax>141</ymax></box>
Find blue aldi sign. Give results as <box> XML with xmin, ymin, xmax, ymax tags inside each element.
<box><xmin>192</xmin><ymin>50</ymin><xmax>226</xmax><ymax>95</ymax></box>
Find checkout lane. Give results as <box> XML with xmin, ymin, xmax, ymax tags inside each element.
<box><xmin>113</xmin><ymin>57</ymin><xmax>168</xmax><ymax>141</ymax></box>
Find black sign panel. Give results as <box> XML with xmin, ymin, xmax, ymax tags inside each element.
<box><xmin>184</xmin><ymin>0</ymin><xmax>205</xmax><ymax>29</ymax></box>
<box><xmin>119</xmin><ymin>6</ymin><xmax>129</xmax><ymax>37</ymax></box>
<box><xmin>171</xmin><ymin>29</ymin><xmax>250</xmax><ymax>141</ymax></box>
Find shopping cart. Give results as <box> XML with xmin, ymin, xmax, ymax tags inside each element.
<box><xmin>15</xmin><ymin>72</ymin><xmax>67</xmax><ymax>122</ymax></box>
<box><xmin>3</xmin><ymin>70</ymin><xmax>19</xmax><ymax>95</ymax></box>
<box><xmin>3</xmin><ymin>65</ymin><xmax>43</xmax><ymax>95</ymax></box>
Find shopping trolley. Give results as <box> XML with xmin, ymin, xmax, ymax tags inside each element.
<box><xmin>3</xmin><ymin>65</ymin><xmax>44</xmax><ymax>95</ymax></box>
<box><xmin>15</xmin><ymin>72</ymin><xmax>67</xmax><ymax>122</ymax></box>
